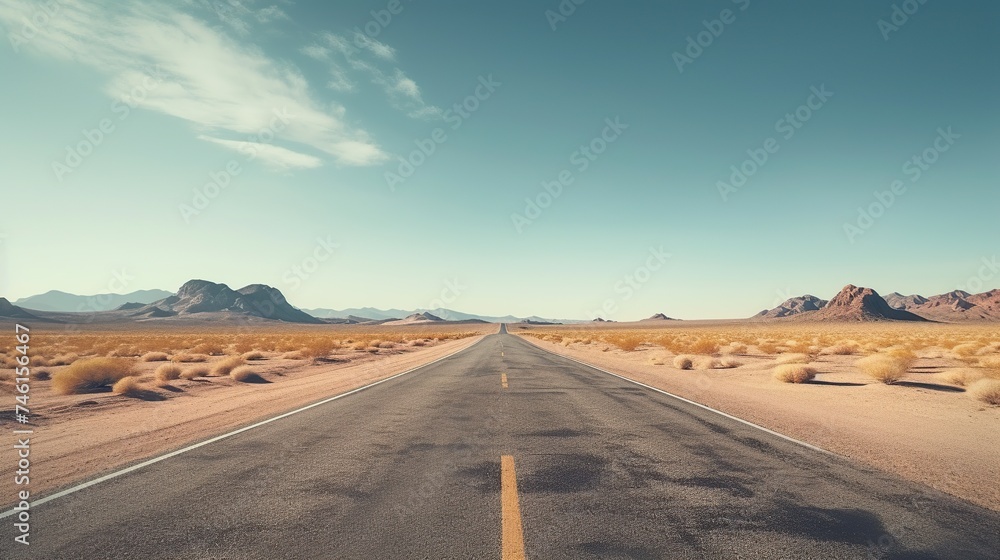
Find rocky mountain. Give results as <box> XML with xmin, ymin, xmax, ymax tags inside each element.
<box><xmin>135</xmin><ymin>280</ymin><xmax>321</xmax><ymax>323</ymax></box>
<box><xmin>755</xmin><ymin>295</ymin><xmax>828</xmax><ymax>319</ymax></box>
<box><xmin>883</xmin><ymin>292</ymin><xmax>929</xmax><ymax>310</ymax></box>
<box><xmin>805</xmin><ymin>285</ymin><xmax>926</xmax><ymax>322</ymax></box>
<box><xmin>886</xmin><ymin>289</ymin><xmax>1000</xmax><ymax>321</ymax></box>
<box><xmin>0</xmin><ymin>297</ymin><xmax>45</xmax><ymax>321</ymax></box>
<box><xmin>642</xmin><ymin>313</ymin><xmax>677</xmax><ymax>321</ymax></box>
<box><xmin>14</xmin><ymin>289</ymin><xmax>173</xmax><ymax>312</ymax></box>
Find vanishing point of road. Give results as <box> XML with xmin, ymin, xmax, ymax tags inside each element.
<box><xmin>5</xmin><ymin>325</ymin><xmax>999</xmax><ymax>559</ymax></box>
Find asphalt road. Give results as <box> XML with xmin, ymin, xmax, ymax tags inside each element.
<box><xmin>5</xmin><ymin>325</ymin><xmax>1000</xmax><ymax>559</ymax></box>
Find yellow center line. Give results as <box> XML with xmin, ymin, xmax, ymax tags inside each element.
<box><xmin>501</xmin><ymin>372</ymin><xmax>508</xmax><ymax>389</ymax></box>
<box><xmin>501</xmin><ymin>455</ymin><xmax>526</xmax><ymax>560</ymax></box>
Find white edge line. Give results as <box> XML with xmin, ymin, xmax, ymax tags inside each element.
<box><xmin>1</xmin><ymin>335</ymin><xmax>488</xmax><ymax>518</ymax></box>
<box><xmin>519</xmin><ymin>336</ymin><xmax>834</xmax><ymax>457</ymax></box>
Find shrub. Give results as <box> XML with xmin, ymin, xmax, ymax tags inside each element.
<box><xmin>689</xmin><ymin>339</ymin><xmax>719</xmax><ymax>355</ymax></box>
<box><xmin>242</xmin><ymin>351</ymin><xmax>266</xmax><ymax>361</ymax></box>
<box><xmin>210</xmin><ymin>355</ymin><xmax>244</xmax><ymax>376</ymax></box>
<box><xmin>716</xmin><ymin>357</ymin><xmax>742</xmax><ymax>369</ymax></box>
<box><xmin>820</xmin><ymin>343</ymin><xmax>858</xmax><ymax>356</ymax></box>
<box><xmin>609</xmin><ymin>334</ymin><xmax>644</xmax><ymax>352</ymax></box>
<box><xmin>856</xmin><ymin>355</ymin><xmax>908</xmax><ymax>385</ymax></box>
<box><xmin>941</xmin><ymin>368</ymin><xmax>984</xmax><ymax>387</ymax></box>
<box><xmin>773</xmin><ymin>364</ymin><xmax>817</xmax><ymax>384</ymax></box>
<box><xmin>693</xmin><ymin>356</ymin><xmax>720</xmax><ymax>370</ymax></box>
<box><xmin>776</xmin><ymin>353</ymin><xmax>811</xmax><ymax>365</ymax></box>
<box><xmin>190</xmin><ymin>342</ymin><xmax>225</xmax><ymax>356</ymax></box>
<box><xmin>756</xmin><ymin>342</ymin><xmax>778</xmax><ymax>355</ymax></box>
<box><xmin>230</xmin><ymin>366</ymin><xmax>261</xmax><ymax>382</ymax></box>
<box><xmin>49</xmin><ymin>353</ymin><xmax>79</xmax><ymax>366</ymax></box>
<box><xmin>34</xmin><ymin>369</ymin><xmax>52</xmax><ymax>381</ymax></box>
<box><xmin>51</xmin><ymin>357</ymin><xmax>136</xmax><ymax>395</ymax></box>
<box><xmin>179</xmin><ymin>365</ymin><xmax>209</xmax><ymax>380</ymax></box>
<box><xmin>951</xmin><ymin>343</ymin><xmax>981</xmax><ymax>357</ymax></box>
<box><xmin>280</xmin><ymin>351</ymin><xmax>307</xmax><ymax>360</ymax></box>
<box><xmin>978</xmin><ymin>356</ymin><xmax>1000</xmax><ymax>371</ymax></box>
<box><xmin>155</xmin><ymin>363</ymin><xmax>183</xmax><ymax>382</ymax></box>
<box><xmin>140</xmin><ymin>352</ymin><xmax>170</xmax><ymax>362</ymax></box>
<box><xmin>968</xmin><ymin>379</ymin><xmax>1000</xmax><ymax>405</ymax></box>
<box><xmin>111</xmin><ymin>376</ymin><xmax>143</xmax><ymax>396</ymax></box>
<box><xmin>673</xmin><ymin>355</ymin><xmax>694</xmax><ymax>370</ymax></box>
<box><xmin>172</xmin><ymin>353</ymin><xmax>208</xmax><ymax>363</ymax></box>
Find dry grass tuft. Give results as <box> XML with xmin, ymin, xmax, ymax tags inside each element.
<box><xmin>229</xmin><ymin>365</ymin><xmax>263</xmax><ymax>382</ymax></box>
<box><xmin>856</xmin><ymin>355</ymin><xmax>909</xmax><ymax>385</ymax></box>
<box><xmin>693</xmin><ymin>356</ymin><xmax>719</xmax><ymax>370</ymax></box>
<box><xmin>977</xmin><ymin>356</ymin><xmax>1000</xmax><ymax>371</ymax></box>
<box><xmin>111</xmin><ymin>375</ymin><xmax>143</xmax><ymax>396</ymax></box>
<box><xmin>154</xmin><ymin>363</ymin><xmax>183</xmax><ymax>382</ymax></box>
<box><xmin>773</xmin><ymin>364</ymin><xmax>817</xmax><ymax>384</ymax></box>
<box><xmin>673</xmin><ymin>355</ymin><xmax>694</xmax><ymax>370</ymax></box>
<box><xmin>940</xmin><ymin>368</ymin><xmax>985</xmax><ymax>387</ymax></box>
<box><xmin>967</xmin><ymin>379</ymin><xmax>1000</xmax><ymax>405</ymax></box>
<box><xmin>179</xmin><ymin>365</ymin><xmax>209</xmax><ymax>380</ymax></box>
<box><xmin>172</xmin><ymin>353</ymin><xmax>208</xmax><ymax>363</ymax></box>
<box><xmin>51</xmin><ymin>357</ymin><xmax>136</xmax><ymax>395</ymax></box>
<box><xmin>775</xmin><ymin>353</ymin><xmax>811</xmax><ymax>365</ymax></box>
<box><xmin>716</xmin><ymin>357</ymin><xmax>743</xmax><ymax>369</ymax></box>
<box><xmin>242</xmin><ymin>351</ymin><xmax>266</xmax><ymax>361</ymax></box>
<box><xmin>49</xmin><ymin>353</ymin><xmax>79</xmax><ymax>366</ymax></box>
<box><xmin>210</xmin><ymin>355</ymin><xmax>244</xmax><ymax>376</ymax></box>
<box><xmin>140</xmin><ymin>352</ymin><xmax>170</xmax><ymax>362</ymax></box>
<box><xmin>820</xmin><ymin>343</ymin><xmax>859</xmax><ymax>356</ymax></box>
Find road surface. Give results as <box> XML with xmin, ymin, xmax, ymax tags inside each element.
<box><xmin>5</xmin><ymin>325</ymin><xmax>999</xmax><ymax>558</ymax></box>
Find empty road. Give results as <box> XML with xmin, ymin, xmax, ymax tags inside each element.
<box><xmin>5</xmin><ymin>325</ymin><xmax>1000</xmax><ymax>558</ymax></box>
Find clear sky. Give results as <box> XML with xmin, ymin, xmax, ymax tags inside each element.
<box><xmin>0</xmin><ymin>1</ymin><xmax>996</xmax><ymax>320</ymax></box>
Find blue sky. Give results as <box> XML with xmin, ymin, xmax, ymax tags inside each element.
<box><xmin>0</xmin><ymin>0</ymin><xmax>996</xmax><ymax>320</ymax></box>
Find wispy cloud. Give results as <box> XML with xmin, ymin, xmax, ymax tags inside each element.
<box><xmin>199</xmin><ymin>135</ymin><xmax>323</xmax><ymax>169</ymax></box>
<box><xmin>188</xmin><ymin>0</ymin><xmax>289</xmax><ymax>35</ymax></box>
<box><xmin>304</xmin><ymin>31</ymin><xmax>442</xmax><ymax>119</ymax></box>
<box><xmin>0</xmin><ymin>0</ymin><xmax>386</xmax><ymax>168</ymax></box>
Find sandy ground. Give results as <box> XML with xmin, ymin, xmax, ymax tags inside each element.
<box><xmin>519</xmin><ymin>335</ymin><xmax>1000</xmax><ymax>512</ymax></box>
<box><xmin>1</xmin><ymin>334</ymin><xmax>486</xmax><ymax>503</ymax></box>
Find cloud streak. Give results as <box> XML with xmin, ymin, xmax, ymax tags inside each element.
<box><xmin>0</xmin><ymin>0</ymin><xmax>387</xmax><ymax>168</ymax></box>
<box><xmin>306</xmin><ymin>31</ymin><xmax>442</xmax><ymax>120</ymax></box>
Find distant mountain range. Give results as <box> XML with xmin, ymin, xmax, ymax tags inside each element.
<box><xmin>6</xmin><ymin>281</ymin><xmax>999</xmax><ymax>325</ymax></box>
<box><xmin>13</xmin><ymin>289</ymin><xmax>173</xmax><ymax>312</ymax></box>
<box><xmin>302</xmin><ymin>307</ymin><xmax>575</xmax><ymax>324</ymax></box>
<box><xmin>4</xmin><ymin>282</ymin><xmax>572</xmax><ymax>325</ymax></box>
<box><xmin>755</xmin><ymin>285</ymin><xmax>1000</xmax><ymax>322</ymax></box>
